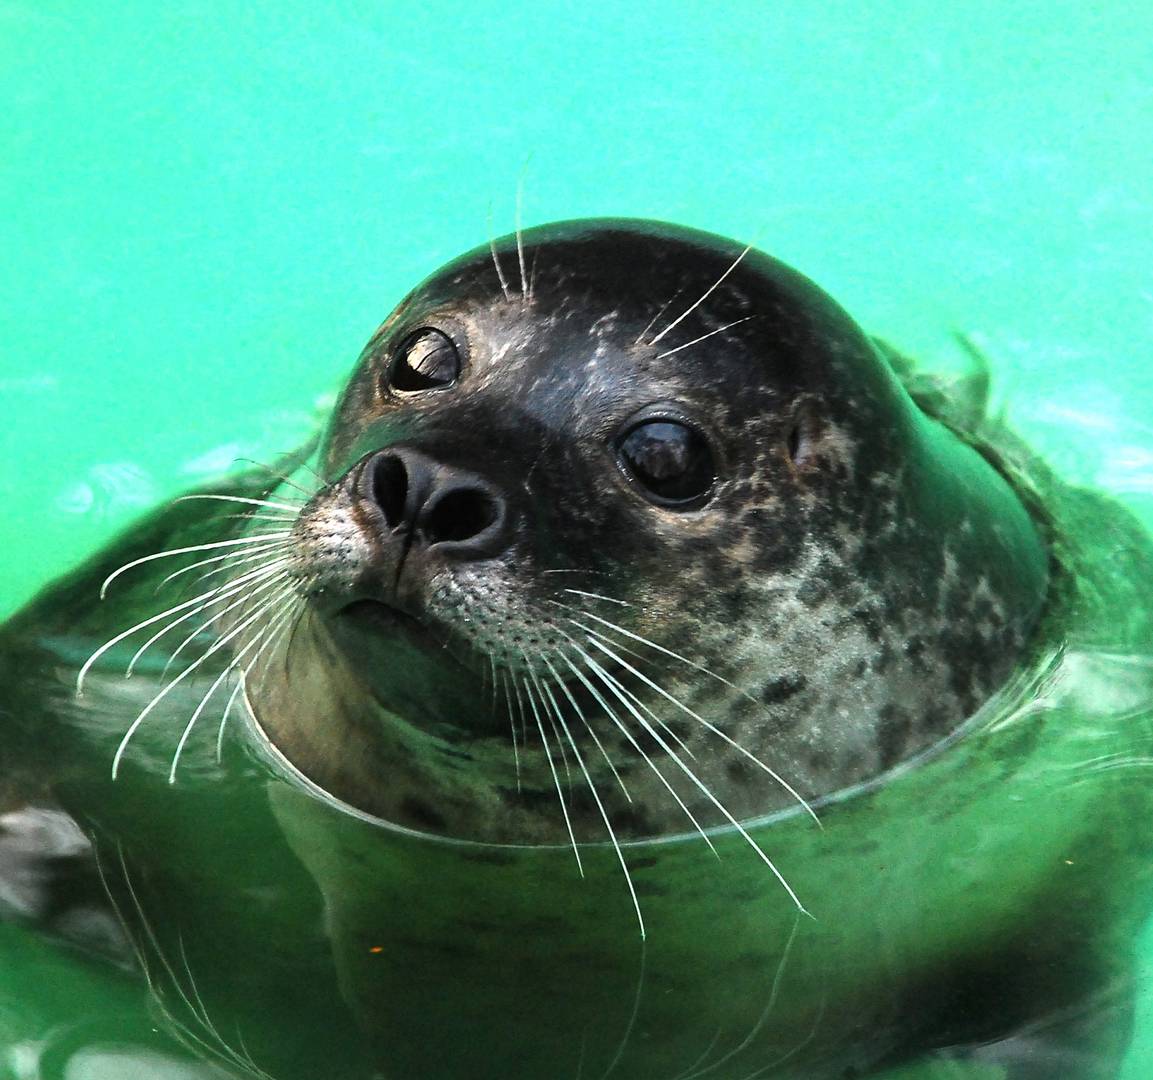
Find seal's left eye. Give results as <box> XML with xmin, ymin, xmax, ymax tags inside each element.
<box><xmin>388</xmin><ymin>328</ymin><xmax>460</xmax><ymax>392</ymax></box>
<box><xmin>616</xmin><ymin>419</ymin><xmax>715</xmax><ymax>508</ymax></box>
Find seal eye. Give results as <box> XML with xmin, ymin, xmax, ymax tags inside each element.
<box><xmin>616</xmin><ymin>419</ymin><xmax>715</xmax><ymax>507</ymax></box>
<box><xmin>388</xmin><ymin>328</ymin><xmax>460</xmax><ymax>392</ymax></box>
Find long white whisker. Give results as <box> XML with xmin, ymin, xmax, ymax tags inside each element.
<box><xmin>111</xmin><ymin>583</ymin><xmax>293</xmax><ymax>779</ymax></box>
<box><xmin>130</xmin><ymin>560</ymin><xmax>290</xmax><ymax>677</ymax></box>
<box><xmin>157</xmin><ymin>540</ymin><xmax>291</xmax><ymax>590</ymax></box>
<box><xmin>220</xmin><ymin>511</ymin><xmax>301</xmax><ymax>525</ymax></box>
<box><xmin>527</xmin><ymin>663</ymin><xmax>573</xmax><ymax>796</ymax></box>
<box><xmin>79</xmin><ymin>565</ymin><xmax>287</xmax><ymax>694</ymax></box>
<box><xmin>562</xmin><ymin>589</ymin><xmax>632</xmax><ymax>607</ymax></box>
<box><xmin>585</xmin><ymin>633</ymin><xmax>820</xmax><ymax>828</ymax></box>
<box><xmin>655</xmin><ymin>316</ymin><xmax>755</xmax><ymax>360</ymax></box>
<box><xmin>541</xmin><ymin>655</ymin><xmax>645</xmax><ymax>939</ymax></box>
<box><xmin>175</xmin><ymin>494</ymin><xmax>303</xmax><ymax>513</ymax></box>
<box><xmin>590</xmin><ymin>654</ymin><xmax>698</xmax><ymax>760</ymax></box>
<box><xmin>649</xmin><ymin>242</ymin><xmax>754</xmax><ymax>347</ymax></box>
<box><xmin>635</xmin><ymin>289</ymin><xmax>684</xmax><ymax>345</ymax></box>
<box><xmin>675</xmin><ymin>914</ymin><xmax>802</xmax><ymax>1080</ymax></box>
<box><xmin>227</xmin><ymin>460</ymin><xmax>317</xmax><ymax>500</ymax></box>
<box><xmin>500</xmin><ymin>669</ymin><xmax>522</xmax><ymax>791</ymax></box>
<box><xmin>100</xmin><ymin>532</ymin><xmax>292</xmax><ymax>598</ymax></box>
<box><xmin>217</xmin><ymin>675</ymin><xmax>247</xmax><ymax>762</ymax></box>
<box><xmin>515</xmin><ymin>178</ymin><xmax>528</xmax><ymax>300</ymax></box>
<box><xmin>541</xmin><ymin>653</ymin><xmax>631</xmax><ymax>804</ymax></box>
<box><xmin>169</xmin><ymin>597</ymin><xmax>296</xmax><ymax>782</ymax></box>
<box><xmin>155</xmin><ymin>564</ymin><xmax>291</xmax><ymax>682</ymax></box>
<box><xmin>568</xmin><ymin>642</ymin><xmax>809</xmax><ymax>915</ymax></box>
<box><xmin>556</xmin><ymin>621</ymin><xmax>696</xmax><ymax>758</ymax></box>
<box><xmin>557</xmin><ymin>646</ymin><xmax>716</xmax><ymax>856</ymax></box>
<box><xmin>511</xmin><ymin>672</ymin><xmax>531</xmax><ymax>756</ymax></box>
<box><xmin>217</xmin><ymin>601</ymin><xmax>301</xmax><ymax>761</ymax></box>
<box><xmin>522</xmin><ymin>658</ymin><xmax>583</xmax><ymax>876</ymax></box>
<box><xmin>549</xmin><ymin>601</ymin><xmax>745</xmax><ymax>695</ymax></box>
<box><xmin>487</xmin><ymin>204</ymin><xmax>513</xmax><ymax>302</ymax></box>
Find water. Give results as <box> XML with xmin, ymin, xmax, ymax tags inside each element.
<box><xmin>3</xmin><ymin>3</ymin><xmax>1153</xmax><ymax>1076</ymax></box>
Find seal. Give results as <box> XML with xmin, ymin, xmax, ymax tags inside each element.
<box><xmin>2</xmin><ymin>219</ymin><xmax>1153</xmax><ymax>1080</ymax></box>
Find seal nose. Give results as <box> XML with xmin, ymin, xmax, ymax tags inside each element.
<box><xmin>359</xmin><ymin>448</ymin><xmax>509</xmax><ymax>559</ymax></box>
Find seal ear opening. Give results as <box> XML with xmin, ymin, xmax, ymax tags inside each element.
<box><xmin>785</xmin><ymin>402</ymin><xmax>816</xmax><ymax>469</ymax></box>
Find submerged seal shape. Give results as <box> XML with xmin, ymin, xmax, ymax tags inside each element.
<box><xmin>2</xmin><ymin>219</ymin><xmax>1153</xmax><ymax>1079</ymax></box>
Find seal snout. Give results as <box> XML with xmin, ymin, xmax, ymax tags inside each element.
<box><xmin>357</xmin><ymin>446</ymin><xmax>512</xmax><ymax>562</ymax></box>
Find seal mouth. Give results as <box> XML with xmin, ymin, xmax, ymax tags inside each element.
<box><xmin>338</xmin><ymin>598</ymin><xmax>472</xmax><ymax>671</ymax></box>
<box><xmin>337</xmin><ymin>598</ymin><xmax>627</xmax><ymax>733</ymax></box>
<box><xmin>342</xmin><ymin>597</ymin><xmax>438</xmax><ymax>640</ymax></box>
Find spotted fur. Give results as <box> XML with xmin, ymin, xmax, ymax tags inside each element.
<box><xmin>251</xmin><ymin>219</ymin><xmax>1049</xmax><ymax>847</ymax></box>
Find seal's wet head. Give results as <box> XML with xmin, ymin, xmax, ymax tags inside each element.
<box><xmin>248</xmin><ymin>218</ymin><xmax>1049</xmax><ymax>851</ymax></box>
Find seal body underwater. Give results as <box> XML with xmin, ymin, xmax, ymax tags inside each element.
<box><xmin>2</xmin><ymin>218</ymin><xmax>1153</xmax><ymax>1079</ymax></box>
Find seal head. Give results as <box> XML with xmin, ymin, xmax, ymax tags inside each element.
<box><xmin>250</xmin><ymin>218</ymin><xmax>1049</xmax><ymax>845</ymax></box>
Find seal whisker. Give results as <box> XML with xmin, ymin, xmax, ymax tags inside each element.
<box><xmin>112</xmin><ymin>581</ymin><xmax>294</xmax><ymax>780</ymax></box>
<box><xmin>520</xmin><ymin>661</ymin><xmax>584</xmax><ymax>875</ymax></box>
<box><xmin>556</xmin><ymin>621</ymin><xmax>697</xmax><ymax>757</ymax></box>
<box><xmin>217</xmin><ymin>670</ymin><xmax>248</xmax><ymax>762</ymax></box>
<box><xmin>557</xmin><ymin>645</ymin><xmax>717</xmax><ymax>855</ymax></box>
<box><xmin>102</xmin><ymin>847</ymin><xmax>274</xmax><ymax>1078</ymax></box>
<box><xmin>562</xmin><ymin>588</ymin><xmax>632</xmax><ymax>607</ymax></box>
<box><xmin>512</xmin><ymin>670</ymin><xmax>532</xmax><ymax>759</ymax></box>
<box><xmin>219</xmin><ymin>511</ymin><xmax>302</xmax><ymax>524</ymax></box>
<box><xmin>169</xmin><ymin>596</ymin><xmax>297</xmax><ymax>782</ymax></box>
<box><xmin>79</xmin><ymin>562</ymin><xmax>290</xmax><ymax>694</ymax></box>
<box><xmin>654</xmin><ymin>316</ymin><xmax>757</xmax><ymax>361</ymax></box>
<box><xmin>672</xmin><ymin>913</ymin><xmax>802</xmax><ymax>1080</ymax></box>
<box><xmin>542</xmin><ymin>653</ymin><xmax>632</xmax><ymax>803</ymax></box>
<box><xmin>515</xmin><ymin>177</ymin><xmax>529</xmax><ymax>302</ymax></box>
<box><xmin>100</xmin><ymin>531</ymin><xmax>293</xmax><ymax>599</ymax></box>
<box><xmin>499</xmin><ymin>668</ymin><xmax>522</xmax><ymax>792</ymax></box>
<box><xmin>527</xmin><ymin>247</ymin><xmax>540</xmax><ymax>306</ymax></box>
<box><xmin>225</xmin><ymin>598</ymin><xmax>304</xmax><ymax>758</ymax></box>
<box><xmin>635</xmin><ymin>287</ymin><xmax>684</xmax><ymax>346</ymax></box>
<box><xmin>549</xmin><ymin>600</ymin><xmax>746</xmax><ymax>696</ymax></box>
<box><xmin>648</xmin><ymin>241</ymin><xmax>754</xmax><ymax>347</ymax></box>
<box><xmin>154</xmin><ymin>562</ymin><xmax>292</xmax><ymax>682</ymax></box>
<box><xmin>544</xmin><ymin>654</ymin><xmax>646</xmax><ymax>939</ymax></box>
<box><xmin>588</xmin><ymin>653</ymin><xmax>698</xmax><ymax>760</ymax></box>
<box><xmin>568</xmin><ymin>641</ymin><xmax>810</xmax><ymax>915</ymax></box>
<box><xmin>731</xmin><ymin>994</ymin><xmax>827</xmax><ymax>1080</ymax></box>
<box><xmin>133</xmin><ymin>559</ymin><xmax>291</xmax><ymax>678</ymax></box>
<box><xmin>584</xmin><ymin>633</ymin><xmax>821</xmax><ymax>829</ymax></box>
<box><xmin>670</xmin><ymin>1028</ymin><xmax>724</xmax><ymax>1080</ymax></box>
<box><xmin>157</xmin><ymin>540</ymin><xmax>292</xmax><ymax>591</ymax></box>
<box><xmin>227</xmin><ymin>458</ymin><xmax>318</xmax><ymax>499</ymax></box>
<box><xmin>528</xmin><ymin>662</ymin><xmax>574</xmax><ymax>796</ymax></box>
<box><xmin>175</xmin><ymin>493</ymin><xmax>305</xmax><ymax>513</ymax></box>
<box><xmin>487</xmin><ymin>204</ymin><xmax>514</xmax><ymax>302</ymax></box>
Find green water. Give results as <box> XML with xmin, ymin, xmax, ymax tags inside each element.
<box><xmin>3</xmin><ymin>3</ymin><xmax>1153</xmax><ymax>1076</ymax></box>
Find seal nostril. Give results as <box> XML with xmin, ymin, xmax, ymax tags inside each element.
<box><xmin>425</xmin><ymin>489</ymin><xmax>498</xmax><ymax>546</ymax></box>
<box><xmin>373</xmin><ymin>455</ymin><xmax>408</xmax><ymax>528</ymax></box>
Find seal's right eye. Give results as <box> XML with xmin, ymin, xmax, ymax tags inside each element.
<box><xmin>387</xmin><ymin>328</ymin><xmax>460</xmax><ymax>393</ymax></box>
<box><xmin>616</xmin><ymin>419</ymin><xmax>716</xmax><ymax>508</ymax></box>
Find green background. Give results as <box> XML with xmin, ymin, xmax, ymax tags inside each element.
<box><xmin>3</xmin><ymin>1</ymin><xmax>1152</xmax><ymax>1073</ymax></box>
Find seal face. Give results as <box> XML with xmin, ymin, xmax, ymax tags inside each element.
<box><xmin>245</xmin><ymin>218</ymin><xmax>1050</xmax><ymax>851</ymax></box>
